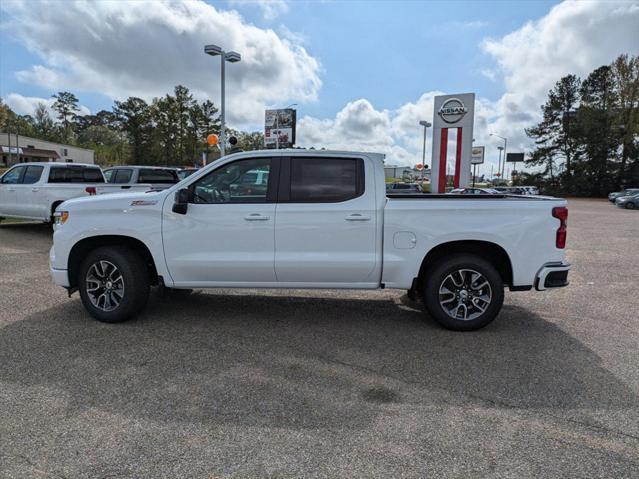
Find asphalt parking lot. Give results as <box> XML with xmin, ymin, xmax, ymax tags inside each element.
<box><xmin>1</xmin><ymin>198</ymin><xmax>638</xmax><ymax>478</ymax></box>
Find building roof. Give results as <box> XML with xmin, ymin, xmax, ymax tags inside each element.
<box><xmin>22</xmin><ymin>147</ymin><xmax>60</xmax><ymax>159</ymax></box>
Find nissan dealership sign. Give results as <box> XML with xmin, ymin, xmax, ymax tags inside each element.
<box><xmin>437</xmin><ymin>98</ymin><xmax>468</xmax><ymax>124</ymax></box>
<box><xmin>430</xmin><ymin>93</ymin><xmax>475</xmax><ymax>193</ymax></box>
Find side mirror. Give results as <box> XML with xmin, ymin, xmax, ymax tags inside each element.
<box><xmin>172</xmin><ymin>188</ymin><xmax>190</xmax><ymax>214</ymax></box>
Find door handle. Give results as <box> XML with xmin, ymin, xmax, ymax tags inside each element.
<box><xmin>32</xmin><ymin>188</ymin><xmax>39</xmax><ymax>192</ymax></box>
<box><xmin>244</xmin><ymin>213</ymin><xmax>270</xmax><ymax>221</ymax></box>
<box><xmin>345</xmin><ymin>214</ymin><xmax>371</xmax><ymax>221</ymax></box>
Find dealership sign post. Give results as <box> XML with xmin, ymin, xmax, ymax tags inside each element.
<box><xmin>265</xmin><ymin>109</ymin><xmax>297</xmax><ymax>149</ymax></box>
<box><xmin>430</xmin><ymin>93</ymin><xmax>475</xmax><ymax>193</ymax></box>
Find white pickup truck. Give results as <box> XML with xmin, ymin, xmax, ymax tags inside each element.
<box><xmin>0</xmin><ymin>162</ymin><xmax>151</xmax><ymax>223</ymax></box>
<box><xmin>49</xmin><ymin>150</ymin><xmax>570</xmax><ymax>331</ymax></box>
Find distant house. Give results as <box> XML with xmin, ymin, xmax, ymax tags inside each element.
<box><xmin>0</xmin><ymin>132</ymin><xmax>95</xmax><ymax>166</ymax></box>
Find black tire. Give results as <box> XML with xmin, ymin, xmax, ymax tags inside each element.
<box><xmin>78</xmin><ymin>246</ymin><xmax>150</xmax><ymax>323</ymax></box>
<box><xmin>625</xmin><ymin>202</ymin><xmax>635</xmax><ymax>209</ymax></box>
<box><xmin>422</xmin><ymin>254</ymin><xmax>504</xmax><ymax>331</ymax></box>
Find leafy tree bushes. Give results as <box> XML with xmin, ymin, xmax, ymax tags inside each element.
<box><xmin>1</xmin><ymin>85</ymin><xmax>265</xmax><ymax>167</ymax></box>
<box><xmin>524</xmin><ymin>54</ymin><xmax>639</xmax><ymax>196</ymax></box>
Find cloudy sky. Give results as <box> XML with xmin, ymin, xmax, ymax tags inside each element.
<box><xmin>1</xmin><ymin>0</ymin><xmax>638</xmax><ymax>173</ymax></box>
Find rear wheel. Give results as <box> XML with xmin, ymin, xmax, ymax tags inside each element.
<box><xmin>422</xmin><ymin>254</ymin><xmax>504</xmax><ymax>331</ymax></box>
<box><xmin>78</xmin><ymin>246</ymin><xmax>150</xmax><ymax>323</ymax></box>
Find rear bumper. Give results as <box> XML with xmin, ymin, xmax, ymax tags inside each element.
<box><xmin>535</xmin><ymin>262</ymin><xmax>570</xmax><ymax>291</ymax></box>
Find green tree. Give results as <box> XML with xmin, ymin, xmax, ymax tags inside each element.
<box><xmin>51</xmin><ymin>91</ymin><xmax>80</xmax><ymax>142</ymax></box>
<box><xmin>576</xmin><ymin>65</ymin><xmax>619</xmax><ymax>196</ymax></box>
<box><xmin>33</xmin><ymin>103</ymin><xmax>55</xmax><ymax>139</ymax></box>
<box><xmin>113</xmin><ymin>97</ymin><xmax>152</xmax><ymax>164</ymax></box>
<box><xmin>525</xmin><ymin>75</ymin><xmax>581</xmax><ymax>187</ymax></box>
<box><xmin>611</xmin><ymin>54</ymin><xmax>639</xmax><ymax>188</ymax></box>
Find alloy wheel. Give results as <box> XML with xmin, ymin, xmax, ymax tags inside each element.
<box><xmin>438</xmin><ymin>269</ymin><xmax>492</xmax><ymax>321</ymax></box>
<box><xmin>85</xmin><ymin>260</ymin><xmax>125</xmax><ymax>312</ymax></box>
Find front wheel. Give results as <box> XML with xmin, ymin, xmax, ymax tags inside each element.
<box><xmin>625</xmin><ymin>202</ymin><xmax>635</xmax><ymax>209</ymax></box>
<box><xmin>422</xmin><ymin>254</ymin><xmax>504</xmax><ymax>331</ymax></box>
<box><xmin>78</xmin><ymin>246</ymin><xmax>150</xmax><ymax>323</ymax></box>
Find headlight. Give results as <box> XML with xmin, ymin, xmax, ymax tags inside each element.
<box><xmin>53</xmin><ymin>210</ymin><xmax>69</xmax><ymax>225</ymax></box>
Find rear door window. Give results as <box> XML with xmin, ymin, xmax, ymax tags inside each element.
<box><xmin>49</xmin><ymin>167</ymin><xmax>105</xmax><ymax>183</ymax></box>
<box><xmin>289</xmin><ymin>157</ymin><xmax>363</xmax><ymax>202</ymax></box>
<box><xmin>22</xmin><ymin>165</ymin><xmax>44</xmax><ymax>184</ymax></box>
<box><xmin>138</xmin><ymin>169</ymin><xmax>178</xmax><ymax>184</ymax></box>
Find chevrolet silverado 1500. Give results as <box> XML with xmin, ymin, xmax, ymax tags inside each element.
<box><xmin>49</xmin><ymin>150</ymin><xmax>570</xmax><ymax>330</ymax></box>
<box><xmin>0</xmin><ymin>163</ymin><xmax>152</xmax><ymax>223</ymax></box>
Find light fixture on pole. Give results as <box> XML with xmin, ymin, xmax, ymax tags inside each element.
<box><xmin>490</xmin><ymin>133</ymin><xmax>508</xmax><ymax>179</ymax></box>
<box><xmin>204</xmin><ymin>44</ymin><xmax>241</xmax><ymax>156</ymax></box>
<box><xmin>419</xmin><ymin>120</ymin><xmax>431</xmax><ymax>183</ymax></box>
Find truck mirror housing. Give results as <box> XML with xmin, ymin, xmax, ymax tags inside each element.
<box><xmin>172</xmin><ymin>188</ymin><xmax>190</xmax><ymax>214</ymax></box>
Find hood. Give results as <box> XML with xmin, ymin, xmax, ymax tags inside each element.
<box><xmin>61</xmin><ymin>190</ymin><xmax>167</xmax><ymax>208</ymax></box>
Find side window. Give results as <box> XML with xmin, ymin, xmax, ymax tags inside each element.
<box><xmin>138</xmin><ymin>169</ymin><xmax>178</xmax><ymax>184</ymax></box>
<box><xmin>83</xmin><ymin>168</ymin><xmax>104</xmax><ymax>183</ymax></box>
<box><xmin>103</xmin><ymin>170</ymin><xmax>115</xmax><ymax>183</ymax></box>
<box><xmin>114</xmin><ymin>169</ymin><xmax>132</xmax><ymax>184</ymax></box>
<box><xmin>22</xmin><ymin>165</ymin><xmax>44</xmax><ymax>184</ymax></box>
<box><xmin>1</xmin><ymin>166</ymin><xmax>26</xmax><ymax>184</ymax></box>
<box><xmin>49</xmin><ymin>167</ymin><xmax>102</xmax><ymax>183</ymax></box>
<box><xmin>191</xmin><ymin>158</ymin><xmax>272</xmax><ymax>204</ymax></box>
<box><xmin>290</xmin><ymin>157</ymin><xmax>363</xmax><ymax>202</ymax></box>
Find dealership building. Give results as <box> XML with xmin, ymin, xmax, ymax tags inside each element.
<box><xmin>0</xmin><ymin>132</ymin><xmax>95</xmax><ymax>166</ymax></box>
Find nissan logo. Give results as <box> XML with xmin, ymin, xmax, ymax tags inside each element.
<box><xmin>438</xmin><ymin>98</ymin><xmax>467</xmax><ymax>124</ymax></box>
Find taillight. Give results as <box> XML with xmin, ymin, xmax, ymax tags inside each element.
<box><xmin>552</xmin><ymin>206</ymin><xmax>568</xmax><ymax>248</ymax></box>
<box><xmin>85</xmin><ymin>186</ymin><xmax>97</xmax><ymax>195</ymax></box>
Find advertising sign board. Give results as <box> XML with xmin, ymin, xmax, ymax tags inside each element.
<box><xmin>265</xmin><ymin>109</ymin><xmax>296</xmax><ymax>148</ymax></box>
<box><xmin>471</xmin><ymin>146</ymin><xmax>485</xmax><ymax>164</ymax></box>
<box><xmin>506</xmin><ymin>152</ymin><xmax>524</xmax><ymax>163</ymax></box>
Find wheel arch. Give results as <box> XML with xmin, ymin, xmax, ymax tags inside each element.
<box><xmin>68</xmin><ymin>235</ymin><xmax>159</xmax><ymax>289</ymax></box>
<box><xmin>416</xmin><ymin>240</ymin><xmax>513</xmax><ymax>289</ymax></box>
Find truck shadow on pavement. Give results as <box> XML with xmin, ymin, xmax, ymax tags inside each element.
<box><xmin>0</xmin><ymin>291</ymin><xmax>636</xmax><ymax>430</ymax></box>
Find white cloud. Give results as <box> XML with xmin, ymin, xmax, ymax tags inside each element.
<box><xmin>297</xmin><ymin>0</ymin><xmax>638</xmax><ymax>170</ymax></box>
<box><xmin>3</xmin><ymin>0</ymin><xmax>320</xmax><ymax>127</ymax></box>
<box><xmin>230</xmin><ymin>0</ymin><xmax>290</xmax><ymax>20</ymax></box>
<box><xmin>4</xmin><ymin>93</ymin><xmax>91</xmax><ymax>118</ymax></box>
<box><xmin>480</xmin><ymin>0</ymin><xmax>639</xmax><ymax>155</ymax></box>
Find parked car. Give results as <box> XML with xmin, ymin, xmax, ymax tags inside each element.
<box><xmin>50</xmin><ymin>150</ymin><xmax>570</xmax><ymax>331</ymax></box>
<box><xmin>0</xmin><ymin>163</ymin><xmax>151</xmax><ymax>223</ymax></box>
<box><xmin>615</xmin><ymin>192</ymin><xmax>639</xmax><ymax>209</ymax></box>
<box><xmin>386</xmin><ymin>182</ymin><xmax>423</xmax><ymax>194</ymax></box>
<box><xmin>493</xmin><ymin>186</ymin><xmax>527</xmax><ymax>195</ymax></box>
<box><xmin>449</xmin><ymin>187</ymin><xmax>500</xmax><ymax>195</ymax></box>
<box><xmin>522</xmin><ymin>186</ymin><xmax>540</xmax><ymax>195</ymax></box>
<box><xmin>103</xmin><ymin>166</ymin><xmax>179</xmax><ymax>191</ymax></box>
<box><xmin>608</xmin><ymin>188</ymin><xmax>639</xmax><ymax>203</ymax></box>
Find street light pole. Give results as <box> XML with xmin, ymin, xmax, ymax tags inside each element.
<box><xmin>204</xmin><ymin>44</ymin><xmax>241</xmax><ymax>157</ymax></box>
<box><xmin>220</xmin><ymin>53</ymin><xmax>226</xmax><ymax>156</ymax></box>
<box><xmin>497</xmin><ymin>146</ymin><xmax>504</xmax><ymax>182</ymax></box>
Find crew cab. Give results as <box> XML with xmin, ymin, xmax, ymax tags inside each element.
<box><xmin>103</xmin><ymin>166</ymin><xmax>179</xmax><ymax>191</ymax></box>
<box><xmin>0</xmin><ymin>163</ymin><xmax>152</xmax><ymax>223</ymax></box>
<box><xmin>49</xmin><ymin>150</ymin><xmax>570</xmax><ymax>331</ymax></box>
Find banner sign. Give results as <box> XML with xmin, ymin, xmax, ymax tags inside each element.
<box><xmin>506</xmin><ymin>152</ymin><xmax>524</xmax><ymax>163</ymax></box>
<box><xmin>265</xmin><ymin>109</ymin><xmax>296</xmax><ymax>148</ymax></box>
<box><xmin>471</xmin><ymin>146</ymin><xmax>485</xmax><ymax>164</ymax></box>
